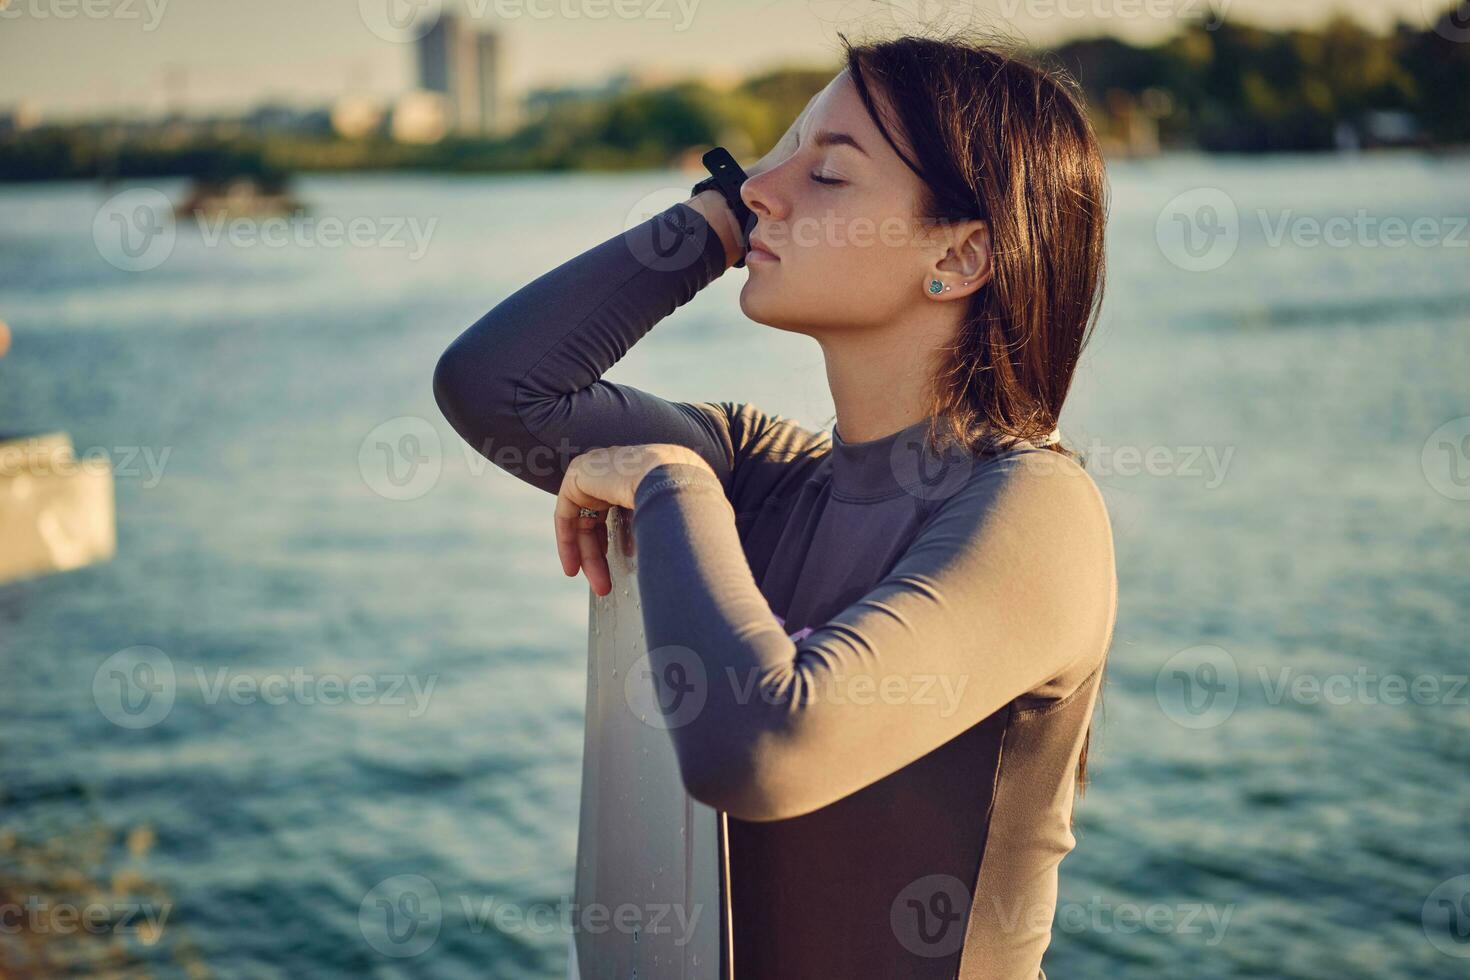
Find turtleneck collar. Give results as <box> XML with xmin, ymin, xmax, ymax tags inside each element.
<box><xmin>827</xmin><ymin>415</ymin><xmax>1062</xmax><ymax>502</ymax></box>
<box><xmin>829</xmin><ymin>415</ymin><xmax>939</xmax><ymax>501</ymax></box>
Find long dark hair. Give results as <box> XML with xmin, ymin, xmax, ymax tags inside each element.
<box><xmin>838</xmin><ymin>31</ymin><xmax>1109</xmax><ymax>795</ymax></box>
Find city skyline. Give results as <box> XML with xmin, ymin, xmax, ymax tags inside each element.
<box><xmin>0</xmin><ymin>0</ymin><xmax>1453</xmax><ymax>120</ymax></box>
<box><xmin>418</xmin><ymin>15</ymin><xmax>518</xmax><ymax>137</ymax></box>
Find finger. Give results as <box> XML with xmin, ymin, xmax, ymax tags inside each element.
<box><xmin>556</xmin><ymin>462</ymin><xmax>616</xmax><ymax>591</ymax></box>
<box><xmin>555</xmin><ymin>507</ymin><xmax>582</xmax><ymax>578</ymax></box>
<box><xmin>554</xmin><ymin>485</ymin><xmax>595</xmax><ymax>578</ymax></box>
<box><xmin>595</xmin><ymin>519</ymin><xmax>611</xmax><ymax>584</ymax></box>
<box><xmin>555</xmin><ymin>507</ymin><xmax>607</xmax><ymax>578</ymax></box>
<box><xmin>578</xmin><ymin>517</ymin><xmax>611</xmax><ymax>596</ymax></box>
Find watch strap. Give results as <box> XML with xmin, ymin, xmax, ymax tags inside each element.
<box><xmin>691</xmin><ymin>148</ymin><xmax>754</xmax><ymax>268</ymax></box>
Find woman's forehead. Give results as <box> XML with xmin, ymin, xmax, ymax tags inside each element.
<box><xmin>809</xmin><ymin>70</ymin><xmax>913</xmax><ymax>169</ymax></box>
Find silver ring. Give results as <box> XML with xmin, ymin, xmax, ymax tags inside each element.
<box><xmin>578</xmin><ymin>507</ymin><xmax>603</xmax><ymax>519</ymax></box>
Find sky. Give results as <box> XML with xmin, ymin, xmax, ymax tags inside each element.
<box><xmin>0</xmin><ymin>0</ymin><xmax>1450</xmax><ymax>119</ymax></box>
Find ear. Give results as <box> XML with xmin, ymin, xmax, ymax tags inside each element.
<box><xmin>928</xmin><ymin>219</ymin><xmax>992</xmax><ymax>299</ymax></box>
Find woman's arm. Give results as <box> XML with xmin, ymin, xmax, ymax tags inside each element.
<box><xmin>433</xmin><ymin>194</ymin><xmax>746</xmax><ymax>497</ymax></box>
<box><xmin>627</xmin><ymin>451</ymin><xmax>1117</xmax><ymax>823</ymax></box>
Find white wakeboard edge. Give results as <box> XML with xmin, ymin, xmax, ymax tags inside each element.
<box><xmin>571</xmin><ymin>505</ymin><xmax>728</xmax><ymax>979</ymax></box>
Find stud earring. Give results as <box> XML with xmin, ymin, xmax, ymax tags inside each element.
<box><xmin>929</xmin><ymin>279</ymin><xmax>973</xmax><ymax>295</ymax></box>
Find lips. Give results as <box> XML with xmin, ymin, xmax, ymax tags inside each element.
<box><xmin>747</xmin><ymin>233</ymin><xmax>779</xmax><ymax>261</ymax></box>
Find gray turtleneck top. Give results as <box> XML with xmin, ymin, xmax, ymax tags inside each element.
<box><xmin>433</xmin><ymin>200</ymin><xmax>1117</xmax><ymax>979</ymax></box>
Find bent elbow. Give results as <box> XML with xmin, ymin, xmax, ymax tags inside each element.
<box><xmin>433</xmin><ymin>334</ymin><xmax>514</xmax><ymax>442</ymax></box>
<box><xmin>431</xmin><ymin>342</ymin><xmax>469</xmax><ymax>433</ymax></box>
<box><xmin>680</xmin><ymin>758</ymin><xmax>745</xmax><ymax>818</ymax></box>
<box><xmin>678</xmin><ymin>742</ymin><xmax>822</xmax><ymax>823</ymax></box>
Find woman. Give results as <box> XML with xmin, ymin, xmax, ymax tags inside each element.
<box><xmin>434</xmin><ymin>34</ymin><xmax>1116</xmax><ymax>980</ymax></box>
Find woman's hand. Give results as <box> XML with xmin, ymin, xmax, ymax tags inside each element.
<box><xmin>554</xmin><ymin>443</ymin><xmax>710</xmax><ymax>596</ymax></box>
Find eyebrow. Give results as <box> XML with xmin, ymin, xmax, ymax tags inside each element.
<box><xmin>808</xmin><ymin>129</ymin><xmax>870</xmax><ymax>158</ymax></box>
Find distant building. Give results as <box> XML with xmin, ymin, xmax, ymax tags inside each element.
<box><xmin>469</xmin><ymin>31</ymin><xmax>515</xmax><ymax>135</ymax></box>
<box><xmin>417</xmin><ymin>15</ymin><xmax>460</xmax><ymax>98</ymax></box>
<box><xmin>416</xmin><ymin>14</ymin><xmax>518</xmax><ymax>137</ymax></box>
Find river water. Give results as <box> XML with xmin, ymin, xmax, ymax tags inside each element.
<box><xmin>1</xmin><ymin>154</ymin><xmax>1467</xmax><ymax>977</ymax></box>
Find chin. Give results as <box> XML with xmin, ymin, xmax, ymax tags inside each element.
<box><xmin>738</xmin><ymin>293</ymin><xmax>816</xmax><ymax>337</ymax></box>
<box><xmin>738</xmin><ymin>281</ymin><xmax>789</xmax><ymax>330</ymax></box>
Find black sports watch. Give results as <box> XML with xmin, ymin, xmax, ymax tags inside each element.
<box><xmin>690</xmin><ymin>146</ymin><xmax>756</xmax><ymax>268</ymax></box>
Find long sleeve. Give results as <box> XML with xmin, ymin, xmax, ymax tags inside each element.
<box><xmin>433</xmin><ymin>200</ymin><xmax>737</xmax><ymax>496</ymax></box>
<box><xmin>628</xmin><ymin>452</ymin><xmax>1117</xmax><ymax>823</ymax></box>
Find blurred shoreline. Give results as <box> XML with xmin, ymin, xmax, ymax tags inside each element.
<box><xmin>3</xmin><ymin>6</ymin><xmax>1468</xmax><ymax>184</ymax></box>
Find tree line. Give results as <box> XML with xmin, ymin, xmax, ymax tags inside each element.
<box><xmin>1</xmin><ymin>4</ymin><xmax>1466</xmax><ymax>183</ymax></box>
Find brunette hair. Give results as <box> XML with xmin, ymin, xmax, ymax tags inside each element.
<box><xmin>838</xmin><ymin>31</ymin><xmax>1109</xmax><ymax>794</ymax></box>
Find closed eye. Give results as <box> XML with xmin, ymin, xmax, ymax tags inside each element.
<box><xmin>809</xmin><ymin>172</ymin><xmax>845</xmax><ymax>186</ymax></box>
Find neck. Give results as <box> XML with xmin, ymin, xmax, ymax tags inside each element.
<box><xmin>816</xmin><ymin>315</ymin><xmax>953</xmax><ymax>443</ymax></box>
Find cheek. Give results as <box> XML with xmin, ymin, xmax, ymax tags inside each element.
<box><xmin>743</xmin><ymin>220</ymin><xmax>914</xmax><ymax>328</ymax></box>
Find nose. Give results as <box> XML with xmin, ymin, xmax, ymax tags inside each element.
<box><xmin>740</xmin><ymin>164</ymin><xmax>783</xmax><ymax>225</ymax></box>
